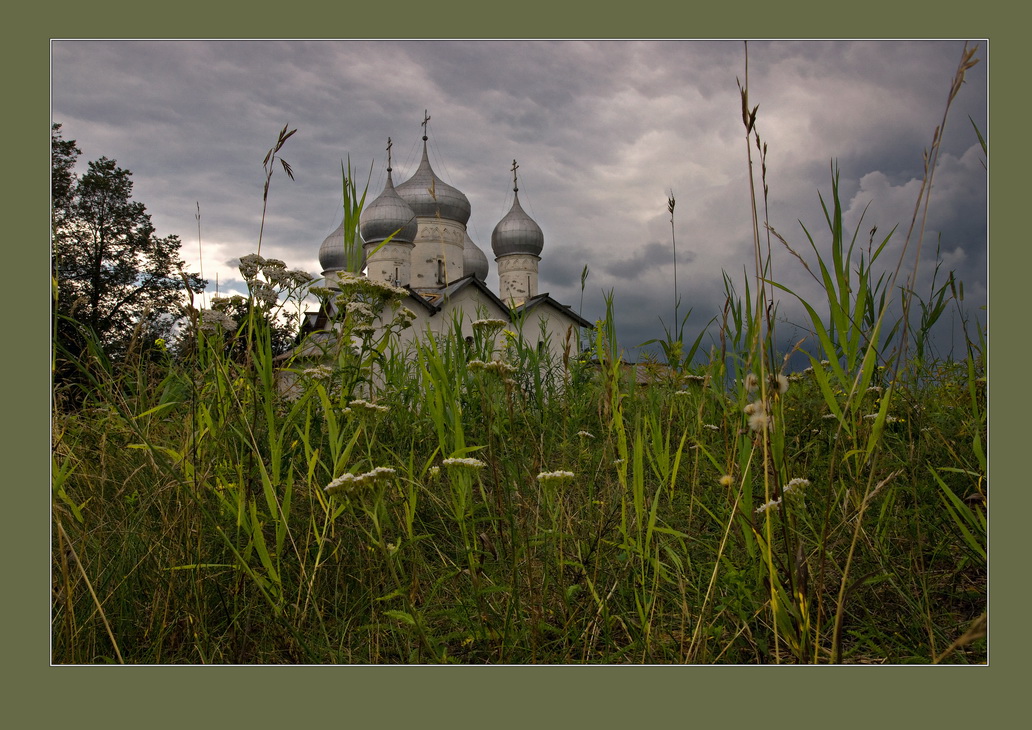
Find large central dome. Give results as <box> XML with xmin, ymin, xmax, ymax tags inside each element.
<box><xmin>396</xmin><ymin>138</ymin><xmax>472</xmax><ymax>225</ymax></box>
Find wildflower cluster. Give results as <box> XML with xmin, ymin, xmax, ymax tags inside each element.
<box><xmin>755</xmin><ymin>478</ymin><xmax>810</xmax><ymax>514</ymax></box>
<box><xmin>576</xmin><ymin>431</ymin><xmax>595</xmax><ymax>439</ymax></box>
<box><xmin>198</xmin><ymin>308</ymin><xmax>238</xmax><ymax>334</ymax></box>
<box><xmin>471</xmin><ymin>318</ymin><xmax>507</xmax><ymax>332</ymax></box>
<box><xmin>537</xmin><ymin>470</ymin><xmax>576</xmax><ymax>483</ymax></box>
<box><xmin>238</xmin><ymin>253</ymin><xmax>313</xmax><ymax>304</ymax></box>
<box><xmin>468</xmin><ymin>359</ymin><xmax>516</xmax><ymax>376</ymax></box>
<box><xmin>744</xmin><ymin>400</ymin><xmax>770</xmax><ymax>432</ymax></box>
<box><xmin>325</xmin><ymin>466</ymin><xmax>397</xmax><ymax>496</ymax></box>
<box><xmin>332</xmin><ymin>271</ymin><xmax>408</xmax><ymax>300</ymax></box>
<box><xmin>344</xmin><ymin>399</ymin><xmax>389</xmax><ymax>416</ymax></box>
<box><xmin>302</xmin><ymin>365</ymin><xmax>333</xmax><ymax>380</ymax></box>
<box><xmin>742</xmin><ymin>370</ymin><xmax>790</xmax><ymax>432</ymax></box>
<box><xmin>442</xmin><ymin>457</ymin><xmax>486</xmax><ymax>469</ymax></box>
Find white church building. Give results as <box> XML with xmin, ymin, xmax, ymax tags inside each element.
<box><xmin>293</xmin><ymin>119</ymin><xmax>592</xmax><ymax>370</ymax></box>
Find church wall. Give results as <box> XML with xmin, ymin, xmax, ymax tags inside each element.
<box><xmin>410</xmin><ymin>218</ymin><xmax>466</xmax><ymax>287</ymax></box>
<box><xmin>496</xmin><ymin>254</ymin><xmax>541</xmax><ymax>307</ymax></box>
<box><xmin>364</xmin><ymin>241</ymin><xmax>414</xmax><ymax>286</ymax></box>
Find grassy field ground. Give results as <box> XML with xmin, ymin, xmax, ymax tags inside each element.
<box><xmin>50</xmin><ymin>46</ymin><xmax>986</xmax><ymax>665</ymax></box>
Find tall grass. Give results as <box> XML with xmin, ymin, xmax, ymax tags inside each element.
<box><xmin>51</xmin><ymin>47</ymin><xmax>986</xmax><ymax>664</ymax></box>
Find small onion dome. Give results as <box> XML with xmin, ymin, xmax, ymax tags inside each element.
<box><xmin>360</xmin><ymin>169</ymin><xmax>418</xmax><ymax>244</ymax></box>
<box><xmin>491</xmin><ymin>191</ymin><xmax>543</xmax><ymax>257</ymax></box>
<box><xmin>319</xmin><ymin>219</ymin><xmax>365</xmax><ymax>274</ymax></box>
<box><xmin>396</xmin><ymin>140</ymin><xmax>472</xmax><ymax>224</ymax></box>
<box><xmin>462</xmin><ymin>231</ymin><xmax>489</xmax><ymax>281</ymax></box>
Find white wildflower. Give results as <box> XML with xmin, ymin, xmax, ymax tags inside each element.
<box><xmin>325</xmin><ymin>466</ymin><xmax>396</xmax><ymax>495</ymax></box>
<box><xmin>467</xmin><ymin>359</ymin><xmax>516</xmax><ymax>375</ymax></box>
<box><xmin>250</xmin><ymin>280</ymin><xmax>279</xmax><ymax>308</ymax></box>
<box><xmin>576</xmin><ymin>431</ymin><xmax>595</xmax><ymax>439</ymax></box>
<box><xmin>345</xmin><ymin>301</ymin><xmax>375</xmax><ymax>319</ymax></box>
<box><xmin>703</xmin><ymin>424</ymin><xmax>719</xmax><ymax>431</ymax></box>
<box><xmin>744</xmin><ymin>373</ymin><xmax>759</xmax><ymax>393</ymax></box>
<box><xmin>442</xmin><ymin>457</ymin><xmax>486</xmax><ymax>469</ymax></box>
<box><xmin>537</xmin><ymin>470</ymin><xmax>576</xmax><ymax>483</ymax></box>
<box><xmin>199</xmin><ymin>308</ymin><xmax>237</xmax><ymax>334</ymax></box>
<box><xmin>238</xmin><ymin>253</ymin><xmax>262</xmax><ymax>281</ymax></box>
<box><xmin>472</xmin><ymin>318</ymin><xmax>507</xmax><ymax>331</ymax></box>
<box><xmin>302</xmin><ymin>365</ymin><xmax>333</xmax><ymax>379</ymax></box>
<box><xmin>756</xmin><ymin>498</ymin><xmax>782</xmax><ymax>515</ymax></box>
<box><xmin>348</xmin><ymin>399</ymin><xmax>389</xmax><ymax>414</ymax></box>
<box><xmin>783</xmin><ymin>478</ymin><xmax>810</xmax><ymax>495</ymax></box>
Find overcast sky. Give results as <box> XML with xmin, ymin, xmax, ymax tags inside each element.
<box><xmin>50</xmin><ymin>39</ymin><xmax>987</xmax><ymax>364</ymax></box>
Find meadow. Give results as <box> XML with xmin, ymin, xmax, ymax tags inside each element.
<box><xmin>50</xmin><ymin>47</ymin><xmax>986</xmax><ymax>665</ymax></box>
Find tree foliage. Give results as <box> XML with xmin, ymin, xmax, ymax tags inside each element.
<box><xmin>51</xmin><ymin>123</ymin><xmax>206</xmax><ymax>369</ymax></box>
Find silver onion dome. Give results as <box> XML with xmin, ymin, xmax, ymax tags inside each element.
<box><xmin>396</xmin><ymin>139</ymin><xmax>472</xmax><ymax>225</ymax></box>
<box><xmin>462</xmin><ymin>231</ymin><xmax>489</xmax><ymax>281</ymax></box>
<box><xmin>319</xmin><ymin>219</ymin><xmax>365</xmax><ymax>274</ymax></box>
<box><xmin>491</xmin><ymin>190</ymin><xmax>543</xmax><ymax>257</ymax></box>
<box><xmin>359</xmin><ymin>169</ymin><xmax>418</xmax><ymax>245</ymax></box>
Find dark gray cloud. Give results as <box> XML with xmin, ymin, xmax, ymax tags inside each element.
<box><xmin>51</xmin><ymin>39</ymin><xmax>987</xmax><ymax>363</ymax></box>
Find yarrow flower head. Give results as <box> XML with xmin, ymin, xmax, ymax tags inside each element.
<box><xmin>537</xmin><ymin>470</ymin><xmax>576</xmax><ymax>483</ymax></box>
<box><xmin>302</xmin><ymin>365</ymin><xmax>333</xmax><ymax>379</ymax></box>
<box><xmin>346</xmin><ymin>399</ymin><xmax>389</xmax><ymax>415</ymax></box>
<box><xmin>238</xmin><ymin>253</ymin><xmax>263</xmax><ymax>281</ymax></box>
<box><xmin>472</xmin><ymin>318</ymin><xmax>507</xmax><ymax>332</ymax></box>
<box><xmin>199</xmin><ymin>308</ymin><xmax>237</xmax><ymax>334</ymax></box>
<box><xmin>325</xmin><ymin>466</ymin><xmax>396</xmax><ymax>496</ymax></box>
<box><xmin>442</xmin><ymin>457</ymin><xmax>486</xmax><ymax>470</ymax></box>
<box><xmin>467</xmin><ymin>359</ymin><xmax>516</xmax><ymax>376</ymax></box>
<box><xmin>783</xmin><ymin>477</ymin><xmax>810</xmax><ymax>496</ymax></box>
<box><xmin>576</xmin><ymin>431</ymin><xmax>595</xmax><ymax>439</ymax></box>
<box><xmin>756</xmin><ymin>498</ymin><xmax>782</xmax><ymax>515</ymax></box>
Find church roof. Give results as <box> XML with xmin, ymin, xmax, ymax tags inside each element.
<box><xmin>462</xmin><ymin>231</ymin><xmax>489</xmax><ymax>281</ymax></box>
<box><xmin>491</xmin><ymin>162</ymin><xmax>544</xmax><ymax>257</ymax></box>
<box><xmin>359</xmin><ymin>167</ymin><xmax>418</xmax><ymax>245</ymax></box>
<box><xmin>396</xmin><ymin>137</ymin><xmax>471</xmax><ymax>224</ymax></box>
<box><xmin>515</xmin><ymin>293</ymin><xmax>595</xmax><ymax>329</ymax></box>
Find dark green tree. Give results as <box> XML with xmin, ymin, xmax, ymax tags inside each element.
<box><xmin>51</xmin><ymin>124</ymin><xmax>206</xmax><ymax>368</ymax></box>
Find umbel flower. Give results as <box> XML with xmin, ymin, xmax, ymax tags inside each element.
<box><xmin>346</xmin><ymin>399</ymin><xmax>389</xmax><ymax>414</ymax></box>
<box><xmin>537</xmin><ymin>470</ymin><xmax>576</xmax><ymax>483</ymax></box>
<box><xmin>467</xmin><ymin>359</ymin><xmax>516</xmax><ymax>376</ymax></box>
<box><xmin>472</xmin><ymin>318</ymin><xmax>507</xmax><ymax>332</ymax></box>
<box><xmin>325</xmin><ymin>467</ymin><xmax>396</xmax><ymax>496</ymax></box>
<box><xmin>442</xmin><ymin>457</ymin><xmax>486</xmax><ymax>469</ymax></box>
